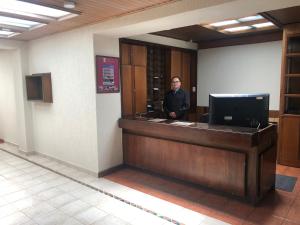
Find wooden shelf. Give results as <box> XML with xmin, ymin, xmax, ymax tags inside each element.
<box><xmin>286</xmin><ymin>73</ymin><xmax>300</xmax><ymax>77</ymax></box>
<box><xmin>26</xmin><ymin>73</ymin><xmax>53</xmax><ymax>103</ymax></box>
<box><xmin>284</xmin><ymin>94</ymin><xmax>300</xmax><ymax>97</ymax></box>
<box><xmin>286</xmin><ymin>53</ymin><xmax>300</xmax><ymax>57</ymax></box>
<box><xmin>279</xmin><ymin>25</ymin><xmax>300</xmax><ymax>168</ymax></box>
<box><xmin>281</xmin><ymin>114</ymin><xmax>300</xmax><ymax>118</ymax></box>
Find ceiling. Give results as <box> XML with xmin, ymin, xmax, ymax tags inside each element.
<box><xmin>4</xmin><ymin>0</ymin><xmax>175</xmax><ymax>41</ymax></box>
<box><xmin>152</xmin><ymin>6</ymin><xmax>300</xmax><ymax>45</ymax></box>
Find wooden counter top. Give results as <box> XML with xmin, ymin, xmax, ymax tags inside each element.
<box><xmin>119</xmin><ymin>117</ymin><xmax>276</xmax><ymax>152</ymax></box>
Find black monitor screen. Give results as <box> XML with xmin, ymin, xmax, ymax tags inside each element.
<box><xmin>208</xmin><ymin>93</ymin><xmax>269</xmax><ymax>129</ymax></box>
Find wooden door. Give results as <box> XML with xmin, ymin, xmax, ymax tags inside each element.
<box><xmin>134</xmin><ymin>66</ymin><xmax>147</xmax><ymax>113</ymax></box>
<box><xmin>182</xmin><ymin>52</ymin><xmax>191</xmax><ymax>92</ymax></box>
<box><xmin>279</xmin><ymin>116</ymin><xmax>300</xmax><ymax>167</ymax></box>
<box><xmin>170</xmin><ymin>49</ymin><xmax>182</xmax><ymax>77</ymax></box>
<box><xmin>121</xmin><ymin>65</ymin><xmax>133</xmax><ymax>116</ymax></box>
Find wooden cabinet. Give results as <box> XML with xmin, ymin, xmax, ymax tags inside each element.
<box><xmin>120</xmin><ymin>43</ymin><xmax>147</xmax><ymax>116</ymax></box>
<box><xmin>120</xmin><ymin>40</ymin><xmax>197</xmax><ymax>118</ymax></box>
<box><xmin>278</xmin><ymin>23</ymin><xmax>300</xmax><ymax>167</ymax></box>
<box><xmin>121</xmin><ymin>65</ymin><xmax>133</xmax><ymax>115</ymax></box>
<box><xmin>182</xmin><ymin>52</ymin><xmax>191</xmax><ymax>91</ymax></box>
<box><xmin>170</xmin><ymin>49</ymin><xmax>182</xmax><ymax>78</ymax></box>
<box><xmin>278</xmin><ymin>116</ymin><xmax>300</xmax><ymax>167</ymax></box>
<box><xmin>26</xmin><ymin>73</ymin><xmax>53</xmax><ymax>103</ymax></box>
<box><xmin>134</xmin><ymin>66</ymin><xmax>147</xmax><ymax>113</ymax></box>
<box><xmin>132</xmin><ymin>45</ymin><xmax>147</xmax><ymax>66</ymax></box>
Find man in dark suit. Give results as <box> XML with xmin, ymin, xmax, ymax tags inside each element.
<box><xmin>163</xmin><ymin>76</ymin><xmax>190</xmax><ymax>120</ymax></box>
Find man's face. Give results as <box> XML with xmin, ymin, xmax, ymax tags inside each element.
<box><xmin>171</xmin><ymin>78</ymin><xmax>181</xmax><ymax>90</ymax></box>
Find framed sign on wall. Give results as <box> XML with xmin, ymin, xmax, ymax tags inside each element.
<box><xmin>96</xmin><ymin>55</ymin><xmax>120</xmax><ymax>93</ymax></box>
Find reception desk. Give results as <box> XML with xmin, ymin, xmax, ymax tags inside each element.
<box><xmin>119</xmin><ymin>117</ymin><xmax>277</xmax><ymax>204</ymax></box>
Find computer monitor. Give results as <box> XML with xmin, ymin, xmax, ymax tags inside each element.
<box><xmin>208</xmin><ymin>93</ymin><xmax>269</xmax><ymax>129</ymax></box>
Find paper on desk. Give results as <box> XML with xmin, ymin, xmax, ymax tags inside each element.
<box><xmin>171</xmin><ymin>121</ymin><xmax>194</xmax><ymax>126</ymax></box>
<box><xmin>147</xmin><ymin>118</ymin><xmax>167</xmax><ymax>123</ymax></box>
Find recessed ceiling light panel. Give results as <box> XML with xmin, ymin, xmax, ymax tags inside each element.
<box><xmin>252</xmin><ymin>22</ymin><xmax>274</xmax><ymax>28</ymax></box>
<box><xmin>64</xmin><ymin>1</ymin><xmax>76</xmax><ymax>9</ymax></box>
<box><xmin>210</xmin><ymin>20</ymin><xmax>239</xmax><ymax>27</ymax></box>
<box><xmin>0</xmin><ymin>15</ymin><xmax>41</xmax><ymax>28</ymax></box>
<box><xmin>0</xmin><ymin>0</ymin><xmax>71</xmax><ymax>18</ymax></box>
<box><xmin>0</xmin><ymin>30</ymin><xmax>13</xmax><ymax>35</ymax></box>
<box><xmin>238</xmin><ymin>15</ymin><xmax>263</xmax><ymax>22</ymax></box>
<box><xmin>224</xmin><ymin>26</ymin><xmax>252</xmax><ymax>32</ymax></box>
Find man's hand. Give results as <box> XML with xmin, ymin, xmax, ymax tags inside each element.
<box><xmin>169</xmin><ymin>112</ymin><xmax>176</xmax><ymax>118</ymax></box>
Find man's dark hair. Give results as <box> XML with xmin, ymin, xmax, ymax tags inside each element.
<box><xmin>171</xmin><ymin>76</ymin><xmax>182</xmax><ymax>83</ymax></box>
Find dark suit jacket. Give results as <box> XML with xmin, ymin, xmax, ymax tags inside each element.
<box><xmin>163</xmin><ymin>88</ymin><xmax>190</xmax><ymax>120</ymax></box>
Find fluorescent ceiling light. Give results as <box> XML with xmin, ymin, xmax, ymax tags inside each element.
<box><xmin>0</xmin><ymin>30</ymin><xmax>14</xmax><ymax>35</ymax></box>
<box><xmin>64</xmin><ymin>1</ymin><xmax>76</xmax><ymax>9</ymax></box>
<box><xmin>0</xmin><ymin>15</ymin><xmax>41</xmax><ymax>28</ymax></box>
<box><xmin>238</xmin><ymin>15</ymin><xmax>263</xmax><ymax>22</ymax></box>
<box><xmin>0</xmin><ymin>0</ymin><xmax>71</xmax><ymax>18</ymax></box>
<box><xmin>252</xmin><ymin>22</ymin><xmax>274</xmax><ymax>28</ymax></box>
<box><xmin>224</xmin><ymin>26</ymin><xmax>252</xmax><ymax>32</ymax></box>
<box><xmin>210</xmin><ymin>20</ymin><xmax>239</xmax><ymax>27</ymax></box>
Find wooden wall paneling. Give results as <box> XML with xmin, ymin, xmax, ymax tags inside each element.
<box><xmin>121</xmin><ymin>65</ymin><xmax>134</xmax><ymax>116</ymax></box>
<box><xmin>121</xmin><ymin>43</ymin><xmax>131</xmax><ymax>65</ymax></box>
<box><xmin>190</xmin><ymin>51</ymin><xmax>197</xmax><ymax>112</ymax></box>
<box><xmin>123</xmin><ymin>132</ymin><xmax>246</xmax><ymax>197</ymax></box>
<box><xmin>170</xmin><ymin>49</ymin><xmax>182</xmax><ymax>77</ymax></box>
<box><xmin>134</xmin><ymin>66</ymin><xmax>147</xmax><ymax>113</ymax></box>
<box><xmin>279</xmin><ymin>29</ymin><xmax>289</xmax><ymax>114</ymax></box>
<box><xmin>165</xmin><ymin>48</ymin><xmax>171</xmax><ymax>89</ymax></box>
<box><xmin>198</xmin><ymin>31</ymin><xmax>283</xmax><ymax>49</ymax></box>
<box><xmin>131</xmin><ymin>45</ymin><xmax>147</xmax><ymax>66</ymax></box>
<box><xmin>181</xmin><ymin>52</ymin><xmax>191</xmax><ymax>93</ymax></box>
<box><xmin>278</xmin><ymin>116</ymin><xmax>300</xmax><ymax>167</ymax></box>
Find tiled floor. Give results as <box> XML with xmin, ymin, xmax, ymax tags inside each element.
<box><xmin>0</xmin><ymin>143</ymin><xmax>229</xmax><ymax>225</ymax></box>
<box><xmin>2</xmin><ymin>143</ymin><xmax>300</xmax><ymax>225</ymax></box>
<box><xmin>104</xmin><ymin>165</ymin><xmax>300</xmax><ymax>225</ymax></box>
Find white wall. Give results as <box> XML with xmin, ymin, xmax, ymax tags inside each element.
<box><xmin>0</xmin><ymin>50</ymin><xmax>18</xmax><ymax>144</ymax></box>
<box><xmin>93</xmin><ymin>34</ymin><xmax>122</xmax><ymax>172</ymax></box>
<box><xmin>27</xmin><ymin>28</ymin><xmax>99</xmax><ymax>173</ymax></box>
<box><xmin>197</xmin><ymin>41</ymin><xmax>282</xmax><ymax>110</ymax></box>
<box><xmin>0</xmin><ymin>40</ymin><xmax>33</xmax><ymax>153</ymax></box>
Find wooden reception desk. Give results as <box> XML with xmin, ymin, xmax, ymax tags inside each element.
<box><xmin>119</xmin><ymin>117</ymin><xmax>277</xmax><ymax>204</ymax></box>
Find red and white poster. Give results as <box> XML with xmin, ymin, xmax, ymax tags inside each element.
<box><xmin>96</xmin><ymin>56</ymin><xmax>120</xmax><ymax>93</ymax></box>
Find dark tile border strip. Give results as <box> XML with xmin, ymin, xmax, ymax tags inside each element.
<box><xmin>0</xmin><ymin>148</ymin><xmax>183</xmax><ymax>225</ymax></box>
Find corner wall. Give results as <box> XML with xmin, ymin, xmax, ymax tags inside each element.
<box><xmin>93</xmin><ymin>35</ymin><xmax>122</xmax><ymax>173</ymax></box>
<box><xmin>0</xmin><ymin>50</ymin><xmax>18</xmax><ymax>144</ymax></box>
<box><xmin>27</xmin><ymin>28</ymin><xmax>99</xmax><ymax>173</ymax></box>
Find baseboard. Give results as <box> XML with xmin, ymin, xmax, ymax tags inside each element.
<box><xmin>1</xmin><ymin>141</ymin><xmax>122</xmax><ymax>178</ymax></box>
<box><xmin>98</xmin><ymin>164</ymin><xmax>125</xmax><ymax>177</ymax></box>
<box><xmin>0</xmin><ymin>143</ymin><xmax>99</xmax><ymax>177</ymax></box>
<box><xmin>36</xmin><ymin>152</ymin><xmax>99</xmax><ymax>177</ymax></box>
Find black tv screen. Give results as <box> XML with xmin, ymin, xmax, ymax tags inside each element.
<box><xmin>208</xmin><ymin>93</ymin><xmax>269</xmax><ymax>129</ymax></box>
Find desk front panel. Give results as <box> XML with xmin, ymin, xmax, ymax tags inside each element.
<box><xmin>123</xmin><ymin>132</ymin><xmax>246</xmax><ymax>197</ymax></box>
